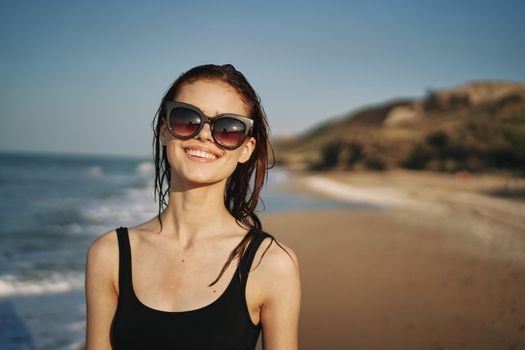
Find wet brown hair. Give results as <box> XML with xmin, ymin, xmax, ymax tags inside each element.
<box><xmin>151</xmin><ymin>64</ymin><xmax>291</xmax><ymax>286</ymax></box>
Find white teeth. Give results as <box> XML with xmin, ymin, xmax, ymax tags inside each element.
<box><xmin>185</xmin><ymin>148</ymin><xmax>217</xmax><ymax>160</ymax></box>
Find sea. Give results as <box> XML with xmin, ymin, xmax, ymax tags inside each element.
<box><xmin>0</xmin><ymin>151</ymin><xmax>366</xmax><ymax>350</ymax></box>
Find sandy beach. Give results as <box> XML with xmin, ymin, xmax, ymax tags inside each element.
<box><xmin>261</xmin><ymin>169</ymin><xmax>525</xmax><ymax>350</ymax></box>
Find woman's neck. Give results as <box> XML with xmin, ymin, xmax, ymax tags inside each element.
<box><xmin>159</xmin><ymin>179</ymin><xmax>238</xmax><ymax>248</ymax></box>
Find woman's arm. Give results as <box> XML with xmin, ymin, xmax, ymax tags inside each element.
<box><xmin>85</xmin><ymin>230</ymin><xmax>119</xmax><ymax>350</ymax></box>
<box><xmin>260</xmin><ymin>242</ymin><xmax>301</xmax><ymax>350</ymax></box>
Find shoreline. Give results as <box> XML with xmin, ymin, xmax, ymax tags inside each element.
<box><xmin>276</xmin><ymin>169</ymin><xmax>525</xmax><ymax>255</ymax></box>
<box><xmin>278</xmin><ymin>168</ymin><xmax>525</xmax><ymax>207</ymax></box>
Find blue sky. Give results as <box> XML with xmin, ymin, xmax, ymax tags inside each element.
<box><xmin>1</xmin><ymin>0</ymin><xmax>524</xmax><ymax>157</ymax></box>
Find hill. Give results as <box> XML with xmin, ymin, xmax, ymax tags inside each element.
<box><xmin>272</xmin><ymin>81</ymin><xmax>525</xmax><ymax>175</ymax></box>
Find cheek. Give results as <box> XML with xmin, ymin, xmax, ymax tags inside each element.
<box><xmin>164</xmin><ymin>142</ymin><xmax>189</xmax><ymax>174</ymax></box>
<box><xmin>221</xmin><ymin>152</ymin><xmax>244</xmax><ymax>174</ymax></box>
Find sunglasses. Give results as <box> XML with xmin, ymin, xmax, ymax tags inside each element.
<box><xmin>164</xmin><ymin>101</ymin><xmax>254</xmax><ymax>149</ymax></box>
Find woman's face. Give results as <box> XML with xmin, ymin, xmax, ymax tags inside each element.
<box><xmin>161</xmin><ymin>79</ymin><xmax>256</xmax><ymax>188</ymax></box>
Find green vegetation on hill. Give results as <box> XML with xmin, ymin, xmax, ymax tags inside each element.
<box><xmin>273</xmin><ymin>81</ymin><xmax>525</xmax><ymax>176</ymax></box>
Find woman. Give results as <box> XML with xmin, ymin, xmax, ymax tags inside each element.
<box><xmin>85</xmin><ymin>64</ymin><xmax>301</xmax><ymax>349</ymax></box>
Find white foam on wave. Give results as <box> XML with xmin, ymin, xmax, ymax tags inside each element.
<box><xmin>81</xmin><ymin>186</ymin><xmax>157</xmax><ymax>228</ymax></box>
<box><xmin>47</xmin><ymin>222</ymin><xmax>110</xmax><ymax>236</ymax></box>
<box><xmin>83</xmin><ymin>202</ymin><xmax>156</xmax><ymax>225</ymax></box>
<box><xmin>0</xmin><ymin>272</ymin><xmax>84</xmax><ymax>297</ymax></box>
<box><xmin>68</xmin><ymin>339</ymin><xmax>87</xmax><ymax>350</ymax></box>
<box><xmin>136</xmin><ymin>161</ymin><xmax>154</xmax><ymax>176</ymax></box>
<box><xmin>85</xmin><ymin>166</ymin><xmax>103</xmax><ymax>177</ymax></box>
<box><xmin>65</xmin><ymin>321</ymin><xmax>86</xmax><ymax>332</ymax></box>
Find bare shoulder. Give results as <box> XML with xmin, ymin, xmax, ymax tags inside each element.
<box><xmin>249</xmin><ymin>234</ymin><xmax>301</xmax><ymax>320</ymax></box>
<box><xmin>252</xmin><ymin>234</ymin><xmax>300</xmax><ymax>282</ymax></box>
<box><xmin>86</xmin><ymin>229</ymin><xmax>120</xmax><ymax>291</ymax></box>
<box><xmin>85</xmin><ymin>229</ymin><xmax>121</xmax><ymax>349</ymax></box>
<box><xmin>86</xmin><ymin>217</ymin><xmax>158</xmax><ymax>264</ymax></box>
<box><xmin>87</xmin><ymin>229</ymin><xmax>119</xmax><ymax>264</ymax></box>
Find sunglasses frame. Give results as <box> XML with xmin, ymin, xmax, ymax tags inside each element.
<box><xmin>164</xmin><ymin>101</ymin><xmax>254</xmax><ymax>149</ymax></box>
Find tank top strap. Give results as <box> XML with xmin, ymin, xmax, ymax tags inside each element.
<box><xmin>115</xmin><ymin>226</ymin><xmax>132</xmax><ymax>295</ymax></box>
<box><xmin>239</xmin><ymin>230</ymin><xmax>273</xmax><ymax>285</ymax></box>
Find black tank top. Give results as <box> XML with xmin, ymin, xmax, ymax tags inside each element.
<box><xmin>110</xmin><ymin>227</ymin><xmax>269</xmax><ymax>350</ymax></box>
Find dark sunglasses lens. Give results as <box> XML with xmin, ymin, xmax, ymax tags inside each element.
<box><xmin>169</xmin><ymin>108</ymin><xmax>201</xmax><ymax>137</ymax></box>
<box><xmin>214</xmin><ymin>118</ymin><xmax>246</xmax><ymax>147</ymax></box>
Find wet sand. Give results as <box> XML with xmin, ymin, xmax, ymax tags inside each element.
<box><xmin>260</xmin><ymin>170</ymin><xmax>525</xmax><ymax>350</ymax></box>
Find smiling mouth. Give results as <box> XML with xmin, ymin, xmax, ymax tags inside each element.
<box><xmin>184</xmin><ymin>148</ymin><xmax>218</xmax><ymax>160</ymax></box>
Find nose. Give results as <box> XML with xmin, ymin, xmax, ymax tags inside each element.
<box><xmin>195</xmin><ymin>121</ymin><xmax>214</xmax><ymax>143</ymax></box>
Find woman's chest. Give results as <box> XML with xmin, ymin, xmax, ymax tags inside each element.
<box><xmin>131</xmin><ymin>248</ymin><xmax>240</xmax><ymax>312</ymax></box>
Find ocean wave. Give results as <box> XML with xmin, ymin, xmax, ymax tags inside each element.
<box><xmin>0</xmin><ymin>272</ymin><xmax>84</xmax><ymax>297</ymax></box>
<box><xmin>45</xmin><ymin>223</ymin><xmax>110</xmax><ymax>235</ymax></box>
<box><xmin>82</xmin><ymin>202</ymin><xmax>156</xmax><ymax>226</ymax></box>
<box><xmin>81</xmin><ymin>186</ymin><xmax>157</xmax><ymax>227</ymax></box>
<box><xmin>85</xmin><ymin>166</ymin><xmax>103</xmax><ymax>177</ymax></box>
<box><xmin>136</xmin><ymin>161</ymin><xmax>154</xmax><ymax>175</ymax></box>
<box><xmin>68</xmin><ymin>339</ymin><xmax>87</xmax><ymax>350</ymax></box>
<box><xmin>65</xmin><ymin>320</ymin><xmax>86</xmax><ymax>332</ymax></box>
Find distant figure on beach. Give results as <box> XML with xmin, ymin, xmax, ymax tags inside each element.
<box><xmin>84</xmin><ymin>64</ymin><xmax>301</xmax><ymax>349</ymax></box>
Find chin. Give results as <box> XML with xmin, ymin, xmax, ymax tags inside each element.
<box><xmin>186</xmin><ymin>173</ymin><xmax>223</xmax><ymax>186</ymax></box>
<box><xmin>173</xmin><ymin>166</ymin><xmax>231</xmax><ymax>188</ymax></box>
